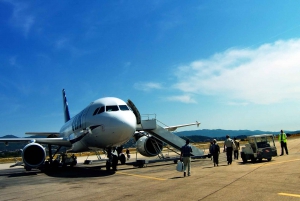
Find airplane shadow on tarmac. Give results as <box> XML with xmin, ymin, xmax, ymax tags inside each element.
<box><xmin>42</xmin><ymin>166</ymin><xmax>116</xmax><ymax>178</ymax></box>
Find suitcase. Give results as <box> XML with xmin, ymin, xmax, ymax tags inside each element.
<box><xmin>176</xmin><ymin>161</ymin><xmax>184</xmax><ymax>172</ymax></box>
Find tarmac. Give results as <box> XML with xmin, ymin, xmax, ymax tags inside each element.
<box><xmin>0</xmin><ymin>137</ymin><xmax>300</xmax><ymax>201</ymax></box>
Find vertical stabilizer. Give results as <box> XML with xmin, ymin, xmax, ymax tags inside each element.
<box><xmin>62</xmin><ymin>89</ymin><xmax>71</xmax><ymax>122</ymax></box>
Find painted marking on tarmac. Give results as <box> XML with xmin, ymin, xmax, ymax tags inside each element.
<box><xmin>278</xmin><ymin>193</ymin><xmax>300</xmax><ymax>198</ymax></box>
<box><xmin>252</xmin><ymin>159</ymin><xmax>300</xmax><ymax>168</ymax></box>
<box><xmin>116</xmin><ymin>172</ymin><xmax>167</xmax><ymax>181</ymax></box>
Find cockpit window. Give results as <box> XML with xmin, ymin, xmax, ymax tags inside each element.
<box><xmin>93</xmin><ymin>108</ymin><xmax>100</xmax><ymax>115</ymax></box>
<box><xmin>119</xmin><ymin>105</ymin><xmax>129</xmax><ymax>111</ymax></box>
<box><xmin>93</xmin><ymin>106</ymin><xmax>105</xmax><ymax>116</ymax></box>
<box><xmin>106</xmin><ymin>105</ymin><xmax>119</xmax><ymax>112</ymax></box>
<box><xmin>98</xmin><ymin>106</ymin><xmax>105</xmax><ymax>114</ymax></box>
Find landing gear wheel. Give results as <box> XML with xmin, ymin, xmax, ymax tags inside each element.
<box><xmin>106</xmin><ymin>161</ymin><xmax>111</xmax><ymax>171</ymax></box>
<box><xmin>119</xmin><ymin>154</ymin><xmax>126</xmax><ymax>165</ymax></box>
<box><xmin>242</xmin><ymin>156</ymin><xmax>247</xmax><ymax>163</ymax></box>
<box><xmin>25</xmin><ymin>166</ymin><xmax>32</xmax><ymax>171</ymax></box>
<box><xmin>70</xmin><ymin>160</ymin><xmax>77</xmax><ymax>167</ymax></box>
<box><xmin>267</xmin><ymin>157</ymin><xmax>272</xmax><ymax>161</ymax></box>
<box><xmin>112</xmin><ymin>155</ymin><xmax>118</xmax><ymax>171</ymax></box>
<box><xmin>258</xmin><ymin>158</ymin><xmax>262</xmax><ymax>162</ymax></box>
<box><xmin>251</xmin><ymin>156</ymin><xmax>256</xmax><ymax>163</ymax></box>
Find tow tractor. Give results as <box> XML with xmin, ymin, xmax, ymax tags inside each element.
<box><xmin>241</xmin><ymin>134</ymin><xmax>277</xmax><ymax>163</ymax></box>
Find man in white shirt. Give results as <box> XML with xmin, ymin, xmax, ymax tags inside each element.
<box><xmin>224</xmin><ymin>135</ymin><xmax>235</xmax><ymax>165</ymax></box>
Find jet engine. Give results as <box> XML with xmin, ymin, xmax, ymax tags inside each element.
<box><xmin>22</xmin><ymin>143</ymin><xmax>46</xmax><ymax>169</ymax></box>
<box><xmin>136</xmin><ymin>136</ymin><xmax>163</xmax><ymax>157</ymax></box>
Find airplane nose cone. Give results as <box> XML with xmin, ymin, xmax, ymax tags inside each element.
<box><xmin>110</xmin><ymin>112</ymin><xmax>136</xmax><ymax>144</ymax></box>
<box><xmin>120</xmin><ymin>114</ymin><xmax>137</xmax><ymax>135</ymax></box>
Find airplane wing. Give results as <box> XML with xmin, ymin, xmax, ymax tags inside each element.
<box><xmin>25</xmin><ymin>132</ymin><xmax>60</xmax><ymax>137</ymax></box>
<box><xmin>164</xmin><ymin>121</ymin><xmax>201</xmax><ymax>131</ymax></box>
<box><xmin>0</xmin><ymin>138</ymin><xmax>71</xmax><ymax>146</ymax></box>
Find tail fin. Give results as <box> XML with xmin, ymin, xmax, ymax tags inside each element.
<box><xmin>62</xmin><ymin>89</ymin><xmax>71</xmax><ymax>122</ymax></box>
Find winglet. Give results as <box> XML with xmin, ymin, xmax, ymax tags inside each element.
<box><xmin>62</xmin><ymin>89</ymin><xmax>71</xmax><ymax>123</ymax></box>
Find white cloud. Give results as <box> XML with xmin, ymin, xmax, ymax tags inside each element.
<box><xmin>134</xmin><ymin>82</ymin><xmax>162</xmax><ymax>91</ymax></box>
<box><xmin>6</xmin><ymin>1</ymin><xmax>35</xmax><ymax>37</ymax></box>
<box><xmin>166</xmin><ymin>95</ymin><xmax>197</xmax><ymax>104</ymax></box>
<box><xmin>173</xmin><ymin>39</ymin><xmax>300</xmax><ymax>104</ymax></box>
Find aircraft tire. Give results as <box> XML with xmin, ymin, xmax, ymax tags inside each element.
<box><xmin>119</xmin><ymin>154</ymin><xmax>126</xmax><ymax>165</ymax></box>
<box><xmin>112</xmin><ymin>155</ymin><xmax>118</xmax><ymax>171</ymax></box>
<box><xmin>251</xmin><ymin>156</ymin><xmax>256</xmax><ymax>163</ymax></box>
<box><xmin>106</xmin><ymin>161</ymin><xmax>111</xmax><ymax>171</ymax></box>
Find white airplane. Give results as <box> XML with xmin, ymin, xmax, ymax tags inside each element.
<box><xmin>1</xmin><ymin>89</ymin><xmax>137</xmax><ymax>171</ymax></box>
<box><xmin>0</xmin><ymin>89</ymin><xmax>200</xmax><ymax>171</ymax></box>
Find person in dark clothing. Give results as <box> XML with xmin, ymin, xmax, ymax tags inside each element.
<box><xmin>180</xmin><ymin>139</ymin><xmax>193</xmax><ymax>177</ymax></box>
<box><xmin>210</xmin><ymin>139</ymin><xmax>220</xmax><ymax>167</ymax></box>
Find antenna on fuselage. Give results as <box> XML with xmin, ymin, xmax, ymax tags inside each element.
<box><xmin>62</xmin><ymin>89</ymin><xmax>71</xmax><ymax>123</ymax></box>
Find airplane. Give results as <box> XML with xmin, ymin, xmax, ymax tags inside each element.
<box><xmin>0</xmin><ymin>89</ymin><xmax>200</xmax><ymax>171</ymax></box>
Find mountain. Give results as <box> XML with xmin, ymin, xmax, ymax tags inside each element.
<box><xmin>175</xmin><ymin>129</ymin><xmax>282</xmax><ymax>138</ymax></box>
<box><xmin>0</xmin><ymin>135</ymin><xmax>18</xmax><ymax>138</ymax></box>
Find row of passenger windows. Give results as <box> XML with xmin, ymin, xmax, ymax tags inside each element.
<box><xmin>93</xmin><ymin>105</ymin><xmax>130</xmax><ymax>116</ymax></box>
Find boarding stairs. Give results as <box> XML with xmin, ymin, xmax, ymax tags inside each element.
<box><xmin>137</xmin><ymin>115</ymin><xmax>204</xmax><ymax>157</ymax></box>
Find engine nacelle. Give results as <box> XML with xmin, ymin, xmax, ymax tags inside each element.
<box><xmin>136</xmin><ymin>136</ymin><xmax>163</xmax><ymax>157</ymax></box>
<box><xmin>22</xmin><ymin>143</ymin><xmax>46</xmax><ymax>169</ymax></box>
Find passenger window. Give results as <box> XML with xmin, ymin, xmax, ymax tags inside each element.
<box><xmin>106</xmin><ymin>105</ymin><xmax>119</xmax><ymax>112</ymax></box>
<box><xmin>98</xmin><ymin>106</ymin><xmax>105</xmax><ymax>114</ymax></box>
<box><xmin>119</xmin><ymin>105</ymin><xmax>129</xmax><ymax>111</ymax></box>
<box><xmin>93</xmin><ymin>108</ymin><xmax>100</xmax><ymax>116</ymax></box>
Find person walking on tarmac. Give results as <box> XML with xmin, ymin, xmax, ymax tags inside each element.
<box><xmin>224</xmin><ymin>135</ymin><xmax>235</xmax><ymax>165</ymax></box>
<box><xmin>279</xmin><ymin>130</ymin><xmax>288</xmax><ymax>155</ymax></box>
<box><xmin>233</xmin><ymin>137</ymin><xmax>240</xmax><ymax>160</ymax></box>
<box><xmin>210</xmin><ymin>139</ymin><xmax>220</xmax><ymax>167</ymax></box>
<box><xmin>209</xmin><ymin>140</ymin><xmax>213</xmax><ymax>160</ymax></box>
<box><xmin>180</xmin><ymin>139</ymin><xmax>193</xmax><ymax>177</ymax></box>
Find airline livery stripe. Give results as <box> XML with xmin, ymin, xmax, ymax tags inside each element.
<box><xmin>278</xmin><ymin>193</ymin><xmax>300</xmax><ymax>198</ymax></box>
<box><xmin>116</xmin><ymin>172</ymin><xmax>166</xmax><ymax>181</ymax></box>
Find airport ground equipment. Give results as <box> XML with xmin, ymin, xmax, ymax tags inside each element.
<box><xmin>241</xmin><ymin>134</ymin><xmax>277</xmax><ymax>163</ymax></box>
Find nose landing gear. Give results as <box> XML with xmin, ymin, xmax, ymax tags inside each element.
<box><xmin>105</xmin><ymin>148</ymin><xmax>118</xmax><ymax>171</ymax></box>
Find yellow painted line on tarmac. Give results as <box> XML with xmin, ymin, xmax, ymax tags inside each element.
<box><xmin>278</xmin><ymin>193</ymin><xmax>300</xmax><ymax>198</ymax></box>
<box><xmin>116</xmin><ymin>172</ymin><xmax>167</xmax><ymax>181</ymax></box>
<box><xmin>252</xmin><ymin>158</ymin><xmax>300</xmax><ymax>168</ymax></box>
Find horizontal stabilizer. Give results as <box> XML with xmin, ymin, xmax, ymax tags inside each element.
<box><xmin>164</xmin><ymin>121</ymin><xmax>201</xmax><ymax>132</ymax></box>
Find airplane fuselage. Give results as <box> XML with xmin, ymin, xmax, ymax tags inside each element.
<box><xmin>60</xmin><ymin>97</ymin><xmax>137</xmax><ymax>152</ymax></box>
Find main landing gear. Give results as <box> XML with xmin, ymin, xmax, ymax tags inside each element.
<box><xmin>41</xmin><ymin>145</ymin><xmax>78</xmax><ymax>170</ymax></box>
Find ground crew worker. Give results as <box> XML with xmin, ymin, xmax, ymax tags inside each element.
<box><xmin>279</xmin><ymin>130</ymin><xmax>288</xmax><ymax>155</ymax></box>
<box><xmin>180</xmin><ymin>139</ymin><xmax>193</xmax><ymax>177</ymax></box>
<box><xmin>233</xmin><ymin>137</ymin><xmax>240</xmax><ymax>160</ymax></box>
<box><xmin>224</xmin><ymin>135</ymin><xmax>235</xmax><ymax>165</ymax></box>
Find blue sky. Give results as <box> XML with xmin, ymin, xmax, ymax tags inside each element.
<box><xmin>1</xmin><ymin>1</ymin><xmax>300</xmax><ymax>137</ymax></box>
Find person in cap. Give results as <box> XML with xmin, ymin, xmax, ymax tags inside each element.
<box><xmin>211</xmin><ymin>139</ymin><xmax>220</xmax><ymax>167</ymax></box>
